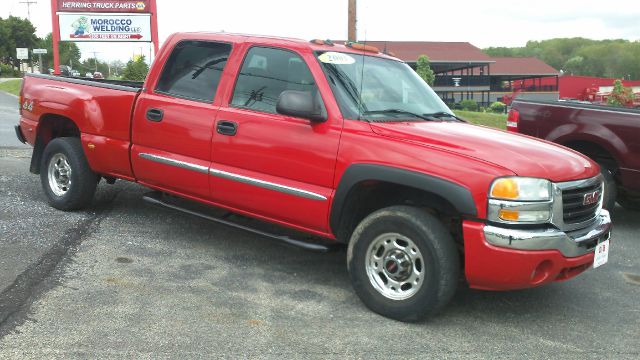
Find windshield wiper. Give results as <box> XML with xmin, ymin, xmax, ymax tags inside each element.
<box><xmin>324</xmin><ymin>65</ymin><xmax>364</xmax><ymax>111</ymax></box>
<box><xmin>422</xmin><ymin>111</ymin><xmax>465</xmax><ymax>122</ymax></box>
<box><xmin>363</xmin><ymin>109</ymin><xmax>433</xmax><ymax>121</ymax></box>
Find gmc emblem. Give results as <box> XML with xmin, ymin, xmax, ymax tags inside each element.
<box><xmin>583</xmin><ymin>190</ymin><xmax>601</xmax><ymax>206</ymax></box>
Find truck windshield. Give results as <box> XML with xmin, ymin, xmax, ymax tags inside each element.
<box><xmin>316</xmin><ymin>51</ymin><xmax>453</xmax><ymax>122</ymax></box>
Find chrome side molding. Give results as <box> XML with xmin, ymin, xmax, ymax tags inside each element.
<box><xmin>138</xmin><ymin>153</ymin><xmax>209</xmax><ymax>174</ymax></box>
<box><xmin>209</xmin><ymin>168</ymin><xmax>327</xmax><ymax>201</ymax></box>
<box><xmin>137</xmin><ymin>152</ymin><xmax>327</xmax><ymax>201</ymax></box>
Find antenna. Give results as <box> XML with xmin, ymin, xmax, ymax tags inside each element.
<box><xmin>358</xmin><ymin>30</ymin><xmax>366</xmax><ymax>121</ymax></box>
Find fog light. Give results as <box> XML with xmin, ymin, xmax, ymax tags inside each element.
<box><xmin>498</xmin><ymin>209</ymin><xmax>550</xmax><ymax>222</ymax></box>
<box><xmin>499</xmin><ymin>209</ymin><xmax>519</xmax><ymax>221</ymax></box>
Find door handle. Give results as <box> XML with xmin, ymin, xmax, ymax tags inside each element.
<box><xmin>216</xmin><ymin>120</ymin><xmax>238</xmax><ymax>136</ymax></box>
<box><xmin>146</xmin><ymin>108</ymin><xmax>164</xmax><ymax>122</ymax></box>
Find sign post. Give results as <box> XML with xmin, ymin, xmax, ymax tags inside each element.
<box><xmin>16</xmin><ymin>48</ymin><xmax>29</xmax><ymax>73</ymax></box>
<box><xmin>50</xmin><ymin>0</ymin><xmax>158</xmax><ymax>75</ymax></box>
<box><xmin>33</xmin><ymin>48</ymin><xmax>47</xmax><ymax>73</ymax></box>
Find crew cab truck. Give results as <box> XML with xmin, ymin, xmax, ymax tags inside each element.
<box><xmin>508</xmin><ymin>99</ymin><xmax>640</xmax><ymax>211</ymax></box>
<box><xmin>15</xmin><ymin>33</ymin><xmax>612</xmax><ymax>322</ymax></box>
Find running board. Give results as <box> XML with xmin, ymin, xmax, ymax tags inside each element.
<box><xmin>142</xmin><ymin>192</ymin><xmax>336</xmax><ymax>253</ymax></box>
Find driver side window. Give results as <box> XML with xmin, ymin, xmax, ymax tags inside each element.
<box><xmin>231</xmin><ymin>47</ymin><xmax>318</xmax><ymax>114</ymax></box>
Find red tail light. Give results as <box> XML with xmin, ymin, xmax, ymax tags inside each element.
<box><xmin>507</xmin><ymin>109</ymin><xmax>519</xmax><ymax>132</ymax></box>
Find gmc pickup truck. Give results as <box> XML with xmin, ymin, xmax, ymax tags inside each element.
<box><xmin>509</xmin><ymin>99</ymin><xmax>640</xmax><ymax>211</ymax></box>
<box><xmin>15</xmin><ymin>33</ymin><xmax>612</xmax><ymax>322</ymax></box>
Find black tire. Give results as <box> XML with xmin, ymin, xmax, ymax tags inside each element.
<box><xmin>598</xmin><ymin>164</ymin><xmax>617</xmax><ymax>210</ymax></box>
<box><xmin>617</xmin><ymin>188</ymin><xmax>640</xmax><ymax>211</ymax></box>
<box><xmin>347</xmin><ymin>206</ymin><xmax>459</xmax><ymax>322</ymax></box>
<box><xmin>40</xmin><ymin>137</ymin><xmax>99</xmax><ymax>211</ymax></box>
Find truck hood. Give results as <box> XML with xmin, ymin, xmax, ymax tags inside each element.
<box><xmin>369</xmin><ymin>121</ymin><xmax>598</xmax><ymax>182</ymax></box>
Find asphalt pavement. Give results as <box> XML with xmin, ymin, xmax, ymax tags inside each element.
<box><xmin>0</xmin><ymin>91</ymin><xmax>639</xmax><ymax>359</ymax></box>
<box><xmin>0</xmin><ymin>85</ymin><xmax>29</xmax><ymax>149</ymax></box>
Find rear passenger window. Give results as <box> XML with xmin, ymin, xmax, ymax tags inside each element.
<box><xmin>155</xmin><ymin>41</ymin><xmax>232</xmax><ymax>102</ymax></box>
<box><xmin>231</xmin><ymin>47</ymin><xmax>317</xmax><ymax>114</ymax></box>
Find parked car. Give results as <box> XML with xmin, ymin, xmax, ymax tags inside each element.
<box><xmin>93</xmin><ymin>72</ymin><xmax>104</xmax><ymax>79</ymax></box>
<box><xmin>15</xmin><ymin>33</ymin><xmax>612</xmax><ymax>321</ymax></box>
<box><xmin>509</xmin><ymin>99</ymin><xmax>640</xmax><ymax>210</ymax></box>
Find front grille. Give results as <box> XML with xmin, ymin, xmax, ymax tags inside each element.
<box><xmin>562</xmin><ymin>183</ymin><xmax>602</xmax><ymax>224</ymax></box>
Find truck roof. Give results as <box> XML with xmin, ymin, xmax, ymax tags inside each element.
<box><xmin>169</xmin><ymin>32</ymin><xmax>399</xmax><ymax>61</ymax></box>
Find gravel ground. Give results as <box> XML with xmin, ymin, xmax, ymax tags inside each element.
<box><xmin>0</xmin><ymin>149</ymin><xmax>638</xmax><ymax>359</ymax></box>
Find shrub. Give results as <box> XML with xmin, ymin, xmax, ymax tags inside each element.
<box><xmin>490</xmin><ymin>101</ymin><xmax>506</xmax><ymax>113</ymax></box>
<box><xmin>0</xmin><ymin>64</ymin><xmax>22</xmax><ymax>78</ymax></box>
<box><xmin>122</xmin><ymin>55</ymin><xmax>149</xmax><ymax>81</ymax></box>
<box><xmin>459</xmin><ymin>99</ymin><xmax>478</xmax><ymax>111</ymax></box>
<box><xmin>607</xmin><ymin>79</ymin><xmax>635</xmax><ymax>107</ymax></box>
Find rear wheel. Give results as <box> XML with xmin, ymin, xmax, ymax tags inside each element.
<box><xmin>40</xmin><ymin>137</ymin><xmax>99</xmax><ymax>210</ymax></box>
<box><xmin>347</xmin><ymin>206</ymin><xmax>459</xmax><ymax>322</ymax></box>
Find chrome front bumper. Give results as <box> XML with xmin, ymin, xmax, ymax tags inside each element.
<box><xmin>484</xmin><ymin>209</ymin><xmax>612</xmax><ymax>257</ymax></box>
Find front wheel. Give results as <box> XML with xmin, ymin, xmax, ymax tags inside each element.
<box><xmin>40</xmin><ymin>137</ymin><xmax>99</xmax><ymax>210</ymax></box>
<box><xmin>598</xmin><ymin>164</ymin><xmax>617</xmax><ymax>210</ymax></box>
<box><xmin>347</xmin><ymin>206</ymin><xmax>459</xmax><ymax>322</ymax></box>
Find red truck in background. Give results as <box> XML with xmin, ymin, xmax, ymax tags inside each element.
<box><xmin>508</xmin><ymin>99</ymin><xmax>640</xmax><ymax>211</ymax></box>
<box><xmin>577</xmin><ymin>87</ymin><xmax>640</xmax><ymax>108</ymax></box>
<box><xmin>15</xmin><ymin>33</ymin><xmax>612</xmax><ymax>322</ymax></box>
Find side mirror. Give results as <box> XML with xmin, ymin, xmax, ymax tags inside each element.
<box><xmin>276</xmin><ymin>90</ymin><xmax>327</xmax><ymax>122</ymax></box>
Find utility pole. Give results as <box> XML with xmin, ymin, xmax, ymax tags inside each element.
<box><xmin>348</xmin><ymin>0</ymin><xmax>357</xmax><ymax>42</ymax></box>
<box><xmin>91</xmin><ymin>51</ymin><xmax>100</xmax><ymax>72</ymax></box>
<box><xmin>19</xmin><ymin>1</ymin><xmax>37</xmax><ymax>21</ymax></box>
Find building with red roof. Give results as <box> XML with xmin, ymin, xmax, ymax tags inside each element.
<box><xmin>489</xmin><ymin>57</ymin><xmax>560</xmax><ymax>103</ymax></box>
<box><xmin>360</xmin><ymin>41</ymin><xmax>561</xmax><ymax>106</ymax></box>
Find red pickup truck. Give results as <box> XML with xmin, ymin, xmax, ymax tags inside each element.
<box><xmin>15</xmin><ymin>33</ymin><xmax>612</xmax><ymax>322</ymax></box>
<box><xmin>508</xmin><ymin>99</ymin><xmax>640</xmax><ymax>211</ymax></box>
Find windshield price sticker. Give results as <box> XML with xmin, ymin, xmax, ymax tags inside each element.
<box><xmin>593</xmin><ymin>239</ymin><xmax>609</xmax><ymax>268</ymax></box>
<box><xmin>318</xmin><ymin>52</ymin><xmax>356</xmax><ymax>65</ymax></box>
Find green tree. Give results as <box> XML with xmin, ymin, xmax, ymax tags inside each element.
<box><xmin>122</xmin><ymin>55</ymin><xmax>149</xmax><ymax>81</ymax></box>
<box><xmin>563</xmin><ymin>56</ymin><xmax>584</xmax><ymax>75</ymax></box>
<box><xmin>416</xmin><ymin>55</ymin><xmax>435</xmax><ymax>86</ymax></box>
<box><xmin>0</xmin><ymin>16</ymin><xmax>38</xmax><ymax>67</ymax></box>
<box><xmin>484</xmin><ymin>38</ymin><xmax>640</xmax><ymax>80</ymax></box>
<box><xmin>81</xmin><ymin>57</ymin><xmax>110</xmax><ymax>77</ymax></box>
<box><xmin>607</xmin><ymin>79</ymin><xmax>635</xmax><ymax>107</ymax></box>
<box><xmin>38</xmin><ymin>33</ymin><xmax>81</xmax><ymax>71</ymax></box>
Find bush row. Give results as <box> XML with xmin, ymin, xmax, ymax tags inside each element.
<box><xmin>451</xmin><ymin>100</ymin><xmax>506</xmax><ymax>113</ymax></box>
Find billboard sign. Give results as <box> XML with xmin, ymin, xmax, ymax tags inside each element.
<box><xmin>59</xmin><ymin>13</ymin><xmax>151</xmax><ymax>42</ymax></box>
<box><xmin>57</xmin><ymin>0</ymin><xmax>150</xmax><ymax>13</ymax></box>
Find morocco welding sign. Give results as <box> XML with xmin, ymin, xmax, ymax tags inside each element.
<box><xmin>57</xmin><ymin>1</ymin><xmax>150</xmax><ymax>13</ymax></box>
<box><xmin>58</xmin><ymin>13</ymin><xmax>151</xmax><ymax>42</ymax></box>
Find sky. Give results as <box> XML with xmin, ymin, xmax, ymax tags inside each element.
<box><xmin>2</xmin><ymin>0</ymin><xmax>639</xmax><ymax>63</ymax></box>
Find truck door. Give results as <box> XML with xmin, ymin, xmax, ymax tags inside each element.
<box><xmin>211</xmin><ymin>46</ymin><xmax>342</xmax><ymax>233</ymax></box>
<box><xmin>131</xmin><ymin>40</ymin><xmax>233</xmax><ymax>198</ymax></box>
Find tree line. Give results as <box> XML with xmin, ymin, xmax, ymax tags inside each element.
<box><xmin>0</xmin><ymin>16</ymin><xmax>147</xmax><ymax>80</ymax></box>
<box><xmin>485</xmin><ymin>38</ymin><xmax>640</xmax><ymax>80</ymax></box>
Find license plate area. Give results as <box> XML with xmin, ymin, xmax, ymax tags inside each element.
<box><xmin>593</xmin><ymin>239</ymin><xmax>609</xmax><ymax>269</ymax></box>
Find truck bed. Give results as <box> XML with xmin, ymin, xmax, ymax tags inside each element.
<box><xmin>514</xmin><ymin>99</ymin><xmax>640</xmax><ymax>116</ymax></box>
<box><xmin>26</xmin><ymin>73</ymin><xmax>143</xmax><ymax>92</ymax></box>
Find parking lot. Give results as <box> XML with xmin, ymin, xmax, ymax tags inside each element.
<box><xmin>0</xmin><ymin>94</ymin><xmax>639</xmax><ymax>359</ymax></box>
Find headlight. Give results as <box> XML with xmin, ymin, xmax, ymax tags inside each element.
<box><xmin>488</xmin><ymin>177</ymin><xmax>552</xmax><ymax>224</ymax></box>
<box><xmin>490</xmin><ymin>177</ymin><xmax>551</xmax><ymax>201</ymax></box>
